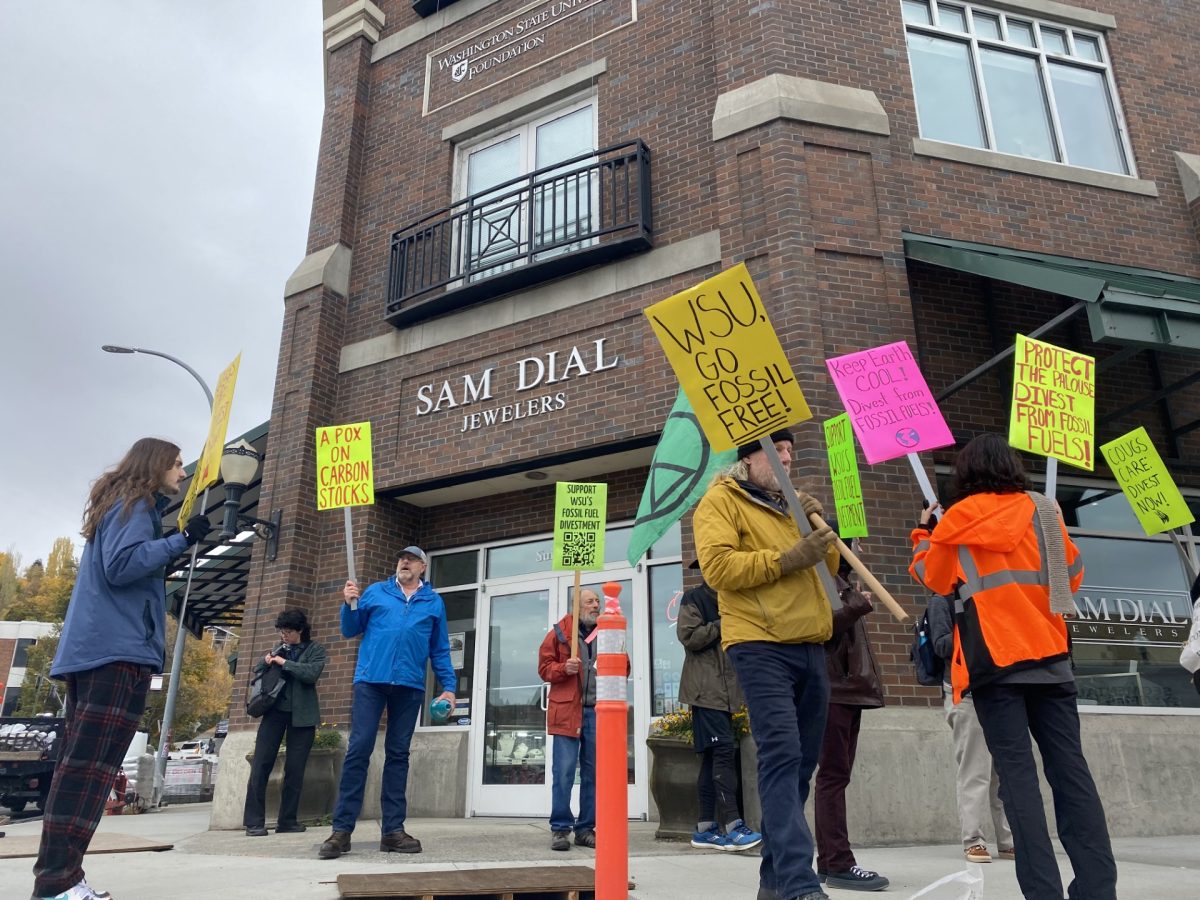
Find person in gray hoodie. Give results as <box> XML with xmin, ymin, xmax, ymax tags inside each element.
<box><xmin>34</xmin><ymin>437</ymin><xmax>211</xmax><ymax>900</ymax></box>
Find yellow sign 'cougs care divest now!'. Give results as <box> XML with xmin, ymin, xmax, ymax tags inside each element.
<box><xmin>643</xmin><ymin>263</ymin><xmax>811</xmax><ymax>452</ymax></box>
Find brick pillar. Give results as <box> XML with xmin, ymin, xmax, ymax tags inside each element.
<box><xmin>231</xmin><ymin>2</ymin><xmax>385</xmax><ymax>729</ymax></box>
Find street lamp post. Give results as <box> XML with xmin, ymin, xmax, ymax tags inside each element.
<box><xmin>102</xmin><ymin>344</ymin><xmax>214</xmax><ymax>805</ymax></box>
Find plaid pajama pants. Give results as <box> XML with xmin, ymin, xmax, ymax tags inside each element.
<box><xmin>33</xmin><ymin>662</ymin><xmax>151</xmax><ymax>897</ymax></box>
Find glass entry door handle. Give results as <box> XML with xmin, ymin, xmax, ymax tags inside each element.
<box><xmin>540</xmin><ymin>682</ymin><xmax>549</xmax><ymax>711</ymax></box>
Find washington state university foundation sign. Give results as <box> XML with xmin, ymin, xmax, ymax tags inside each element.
<box><xmin>424</xmin><ymin>0</ymin><xmax>637</xmax><ymax>114</ymax></box>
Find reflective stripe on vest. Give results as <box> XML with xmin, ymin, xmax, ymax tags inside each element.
<box><xmin>954</xmin><ymin>511</ymin><xmax>1079</xmax><ymax>603</ymax></box>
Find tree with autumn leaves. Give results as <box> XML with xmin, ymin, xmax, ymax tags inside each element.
<box><xmin>3</xmin><ymin>539</ymin><xmax>233</xmax><ymax>746</ymax></box>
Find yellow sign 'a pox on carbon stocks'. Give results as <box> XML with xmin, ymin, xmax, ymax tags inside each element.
<box><xmin>644</xmin><ymin>262</ymin><xmax>811</xmax><ymax>452</ymax></box>
<box><xmin>1100</xmin><ymin>427</ymin><xmax>1195</xmax><ymax>536</ymax></box>
<box><xmin>178</xmin><ymin>353</ymin><xmax>242</xmax><ymax>524</ymax></box>
<box><xmin>824</xmin><ymin>413</ymin><xmax>868</xmax><ymax>539</ymax></box>
<box><xmin>315</xmin><ymin>422</ymin><xmax>374</xmax><ymax>510</ymax></box>
<box><xmin>1009</xmin><ymin>334</ymin><xmax>1095</xmax><ymax>470</ymax></box>
<box><xmin>553</xmin><ymin>482</ymin><xmax>608</xmax><ymax>571</ymax></box>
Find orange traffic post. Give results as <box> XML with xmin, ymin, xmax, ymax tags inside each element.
<box><xmin>595</xmin><ymin>581</ymin><xmax>628</xmax><ymax>900</ymax></box>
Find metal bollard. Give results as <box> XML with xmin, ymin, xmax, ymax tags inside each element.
<box><xmin>595</xmin><ymin>581</ymin><xmax>628</xmax><ymax>900</ymax></box>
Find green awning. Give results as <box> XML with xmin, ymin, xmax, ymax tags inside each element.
<box><xmin>903</xmin><ymin>233</ymin><xmax>1200</xmax><ymax>353</ymax></box>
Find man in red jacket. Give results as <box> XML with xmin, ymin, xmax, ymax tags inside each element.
<box><xmin>538</xmin><ymin>588</ymin><xmax>601</xmax><ymax>851</ymax></box>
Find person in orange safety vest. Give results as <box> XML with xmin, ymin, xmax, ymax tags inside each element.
<box><xmin>909</xmin><ymin>434</ymin><xmax>1116</xmax><ymax>900</ymax></box>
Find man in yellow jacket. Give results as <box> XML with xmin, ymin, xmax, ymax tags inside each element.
<box><xmin>694</xmin><ymin>428</ymin><xmax>839</xmax><ymax>900</ymax></box>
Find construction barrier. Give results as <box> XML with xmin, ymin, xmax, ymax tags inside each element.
<box><xmin>595</xmin><ymin>581</ymin><xmax>628</xmax><ymax>900</ymax></box>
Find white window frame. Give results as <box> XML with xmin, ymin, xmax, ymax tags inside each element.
<box><xmin>901</xmin><ymin>0</ymin><xmax>1137</xmax><ymax>177</ymax></box>
<box><xmin>450</xmin><ymin>95</ymin><xmax>599</xmax><ymax>282</ymax></box>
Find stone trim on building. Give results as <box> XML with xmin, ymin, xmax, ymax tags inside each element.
<box><xmin>711</xmin><ymin>74</ymin><xmax>890</xmax><ymax>142</ymax></box>
<box><xmin>324</xmin><ymin>0</ymin><xmax>386</xmax><ymax>53</ymax></box>
<box><xmin>1175</xmin><ymin>152</ymin><xmax>1200</xmax><ymax>205</ymax></box>
<box><xmin>284</xmin><ymin>243</ymin><xmax>353</xmax><ymax>299</ymax></box>
<box><xmin>914</xmin><ymin>138</ymin><xmax>1159</xmax><ymax>197</ymax></box>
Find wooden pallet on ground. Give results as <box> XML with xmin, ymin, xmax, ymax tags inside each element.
<box><xmin>337</xmin><ymin>865</ymin><xmax>600</xmax><ymax>900</ymax></box>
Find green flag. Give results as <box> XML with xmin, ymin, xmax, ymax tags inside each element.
<box><xmin>627</xmin><ymin>388</ymin><xmax>737</xmax><ymax>565</ymax></box>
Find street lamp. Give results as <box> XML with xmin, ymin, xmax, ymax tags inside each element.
<box><xmin>219</xmin><ymin>439</ymin><xmax>280</xmax><ymax>559</ymax></box>
<box><xmin>102</xmin><ymin>343</ymin><xmax>213</xmax><ymax>805</ymax></box>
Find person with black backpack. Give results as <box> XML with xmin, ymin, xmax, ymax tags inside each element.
<box><xmin>925</xmin><ymin>591</ymin><xmax>1013</xmax><ymax>865</ymax></box>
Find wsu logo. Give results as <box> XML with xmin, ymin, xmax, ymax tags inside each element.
<box><xmin>452</xmin><ymin>60</ymin><xmax>468</xmax><ymax>82</ymax></box>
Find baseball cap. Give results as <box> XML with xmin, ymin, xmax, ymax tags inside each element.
<box><xmin>398</xmin><ymin>545</ymin><xmax>428</xmax><ymax>565</ymax></box>
<box><xmin>737</xmin><ymin>428</ymin><xmax>795</xmax><ymax>460</ymax></box>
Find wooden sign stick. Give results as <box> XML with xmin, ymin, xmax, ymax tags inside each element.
<box><xmin>570</xmin><ymin>569</ymin><xmax>582</xmax><ymax>659</ymax></box>
<box><xmin>809</xmin><ymin>513</ymin><xmax>909</xmax><ymax>623</ymax></box>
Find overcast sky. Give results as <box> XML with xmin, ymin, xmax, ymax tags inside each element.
<box><xmin>0</xmin><ymin>2</ymin><xmax>325</xmax><ymax>567</ymax></box>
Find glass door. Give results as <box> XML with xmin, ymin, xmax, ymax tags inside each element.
<box><xmin>468</xmin><ymin>569</ymin><xmax>648</xmax><ymax>818</ymax></box>
<box><xmin>470</xmin><ymin>579</ymin><xmax>557</xmax><ymax>815</ymax></box>
<box><xmin>555</xmin><ymin>570</ymin><xmax>647</xmax><ymax>820</ymax></box>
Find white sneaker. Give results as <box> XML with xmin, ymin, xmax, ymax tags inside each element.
<box><xmin>34</xmin><ymin>880</ymin><xmax>112</xmax><ymax>900</ymax></box>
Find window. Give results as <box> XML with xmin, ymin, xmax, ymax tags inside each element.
<box><xmin>456</xmin><ymin>99</ymin><xmax>598</xmax><ymax>280</ymax></box>
<box><xmin>902</xmin><ymin>1</ymin><xmax>1132</xmax><ymax>175</ymax></box>
<box><xmin>13</xmin><ymin>638</ymin><xmax>37</xmax><ymax>668</ymax></box>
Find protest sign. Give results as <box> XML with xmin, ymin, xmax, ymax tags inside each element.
<box><xmin>644</xmin><ymin>263</ymin><xmax>811</xmax><ymax>452</ymax></box>
<box><xmin>1100</xmin><ymin>427</ymin><xmax>1194</xmax><ymax>535</ymax></box>
<box><xmin>627</xmin><ymin>388</ymin><xmax>737</xmax><ymax>565</ymax></box>
<box><xmin>553</xmin><ymin>482</ymin><xmax>608</xmax><ymax>571</ymax></box>
<box><xmin>825</xmin><ymin>341</ymin><xmax>953</xmax><ymax>466</ymax></box>
<box><xmin>315</xmin><ymin>422</ymin><xmax>375</xmax><ymax>510</ymax></box>
<box><xmin>1009</xmin><ymin>334</ymin><xmax>1095</xmax><ymax>471</ymax></box>
<box><xmin>824</xmin><ymin>413</ymin><xmax>867</xmax><ymax>538</ymax></box>
<box><xmin>178</xmin><ymin>353</ymin><xmax>241</xmax><ymax>523</ymax></box>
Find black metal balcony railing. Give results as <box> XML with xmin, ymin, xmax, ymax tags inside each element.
<box><xmin>386</xmin><ymin>140</ymin><xmax>652</xmax><ymax>327</ymax></box>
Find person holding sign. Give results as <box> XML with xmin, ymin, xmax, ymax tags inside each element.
<box><xmin>34</xmin><ymin>438</ymin><xmax>210</xmax><ymax>900</ymax></box>
<box><xmin>318</xmin><ymin>547</ymin><xmax>455</xmax><ymax>860</ymax></box>
<box><xmin>693</xmin><ymin>428</ymin><xmax>839</xmax><ymax>900</ymax></box>
<box><xmin>909</xmin><ymin>435</ymin><xmax>1116</xmax><ymax>900</ymax></box>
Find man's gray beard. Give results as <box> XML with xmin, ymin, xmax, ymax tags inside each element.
<box><xmin>580</xmin><ymin>612</ymin><xmax>599</xmax><ymax>626</ymax></box>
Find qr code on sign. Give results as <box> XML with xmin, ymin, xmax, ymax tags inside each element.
<box><xmin>561</xmin><ymin>531</ymin><xmax>596</xmax><ymax>568</ymax></box>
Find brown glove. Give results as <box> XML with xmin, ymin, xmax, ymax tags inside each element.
<box><xmin>799</xmin><ymin>492</ymin><xmax>823</xmax><ymax>518</ymax></box>
<box><xmin>779</xmin><ymin>524</ymin><xmax>837</xmax><ymax>574</ymax></box>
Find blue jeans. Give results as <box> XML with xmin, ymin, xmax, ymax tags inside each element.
<box><xmin>332</xmin><ymin>682</ymin><xmax>423</xmax><ymax>835</ymax></box>
<box><xmin>972</xmin><ymin>681</ymin><xmax>1117</xmax><ymax>900</ymax></box>
<box><xmin>728</xmin><ymin>642</ymin><xmax>829</xmax><ymax>900</ymax></box>
<box><xmin>549</xmin><ymin>706</ymin><xmax>596</xmax><ymax>833</ymax></box>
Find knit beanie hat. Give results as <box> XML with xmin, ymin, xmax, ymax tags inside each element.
<box><xmin>736</xmin><ymin>428</ymin><xmax>795</xmax><ymax>460</ymax></box>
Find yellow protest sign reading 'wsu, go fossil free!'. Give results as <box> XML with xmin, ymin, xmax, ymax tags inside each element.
<box><xmin>643</xmin><ymin>263</ymin><xmax>811</xmax><ymax>452</ymax></box>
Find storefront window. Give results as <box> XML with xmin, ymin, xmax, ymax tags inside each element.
<box><xmin>649</xmin><ymin>521</ymin><xmax>682</xmax><ymax>559</ymax></box>
<box><xmin>429</xmin><ymin>549</ymin><xmax>478</xmax><ymax>588</ymax></box>
<box><xmin>648</xmin><ymin>563</ymin><xmax>684</xmax><ymax>715</ymax></box>
<box><xmin>422</xmin><ymin>589</ymin><xmax>478</xmax><ymax>726</ymax></box>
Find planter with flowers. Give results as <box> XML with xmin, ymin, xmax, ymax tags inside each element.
<box><xmin>647</xmin><ymin>707</ymin><xmax>758</xmax><ymax>841</ymax></box>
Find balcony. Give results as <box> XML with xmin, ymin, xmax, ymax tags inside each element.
<box><xmin>386</xmin><ymin>140</ymin><xmax>652</xmax><ymax>327</ymax></box>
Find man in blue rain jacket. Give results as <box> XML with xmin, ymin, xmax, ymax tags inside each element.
<box><xmin>317</xmin><ymin>546</ymin><xmax>455</xmax><ymax>859</ymax></box>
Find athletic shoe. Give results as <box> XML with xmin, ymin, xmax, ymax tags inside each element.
<box><xmin>997</xmin><ymin>847</ymin><xmax>1016</xmax><ymax>861</ymax></box>
<box><xmin>275</xmin><ymin>823</ymin><xmax>307</xmax><ymax>833</ymax></box>
<box><xmin>724</xmin><ymin>819</ymin><xmax>762</xmax><ymax>851</ymax></box>
<box><xmin>690</xmin><ymin>825</ymin><xmax>730</xmax><ymax>850</ymax></box>
<box><xmin>795</xmin><ymin>893</ymin><xmax>830</xmax><ymax>900</ymax></box>
<box><xmin>965</xmin><ymin>843</ymin><xmax>992</xmax><ymax>863</ymax></box>
<box><xmin>245</xmin><ymin>826</ymin><xmax>268</xmax><ymax>836</ymax></box>
<box><xmin>32</xmin><ymin>881</ymin><xmax>111</xmax><ymax>900</ymax></box>
<box><xmin>551</xmin><ymin>830</ymin><xmax>571</xmax><ymax>851</ymax></box>
<box><xmin>824</xmin><ymin>865</ymin><xmax>890</xmax><ymax>891</ymax></box>
<box><xmin>574</xmin><ymin>828</ymin><xmax>596</xmax><ymax>848</ymax></box>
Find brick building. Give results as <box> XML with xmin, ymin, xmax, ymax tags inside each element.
<box><xmin>211</xmin><ymin>0</ymin><xmax>1200</xmax><ymax>837</ymax></box>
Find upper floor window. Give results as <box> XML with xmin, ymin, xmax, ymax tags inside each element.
<box><xmin>902</xmin><ymin>1</ymin><xmax>1133</xmax><ymax>175</ymax></box>
<box><xmin>455</xmin><ymin>98</ymin><xmax>598</xmax><ymax>280</ymax></box>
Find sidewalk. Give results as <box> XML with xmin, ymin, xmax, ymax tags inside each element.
<box><xmin>2</xmin><ymin>804</ymin><xmax>1195</xmax><ymax>899</ymax></box>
